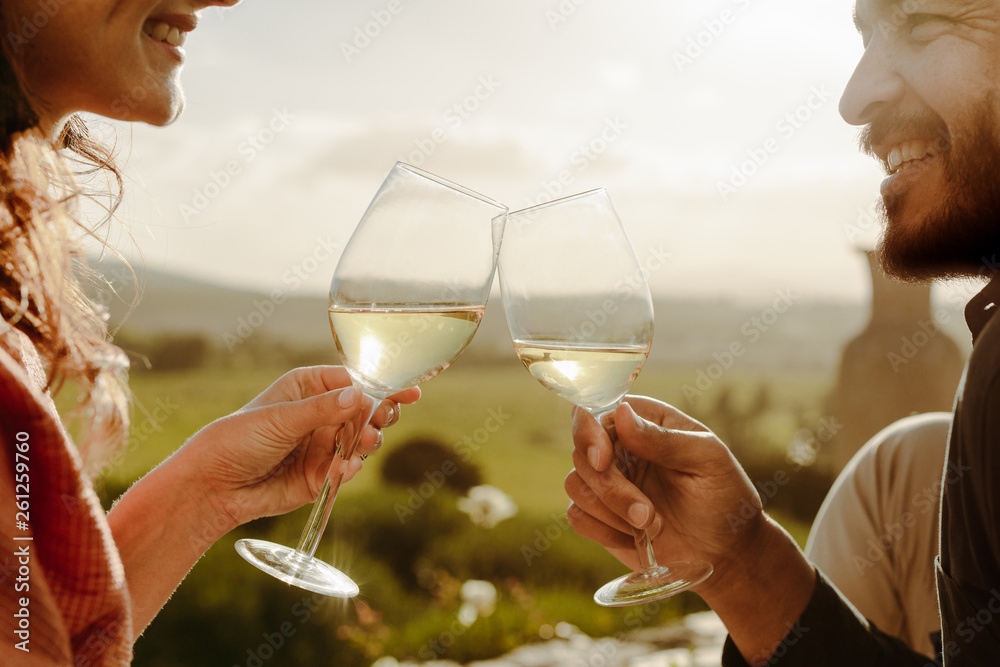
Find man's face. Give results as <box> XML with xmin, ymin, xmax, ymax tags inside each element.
<box><xmin>841</xmin><ymin>0</ymin><xmax>1000</xmax><ymax>281</ymax></box>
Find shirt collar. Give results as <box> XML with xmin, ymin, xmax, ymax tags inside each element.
<box><xmin>965</xmin><ymin>273</ymin><xmax>1000</xmax><ymax>342</ymax></box>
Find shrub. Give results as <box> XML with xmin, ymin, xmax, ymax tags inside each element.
<box><xmin>379</xmin><ymin>435</ymin><xmax>483</xmax><ymax>494</ymax></box>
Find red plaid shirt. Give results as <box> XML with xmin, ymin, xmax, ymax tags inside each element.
<box><xmin>0</xmin><ymin>330</ymin><xmax>132</xmax><ymax>666</ymax></box>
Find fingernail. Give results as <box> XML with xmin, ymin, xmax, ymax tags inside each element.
<box><xmin>628</xmin><ymin>502</ymin><xmax>650</xmax><ymax>528</ymax></box>
<box><xmin>627</xmin><ymin>403</ymin><xmax>643</xmax><ymax>428</ymax></box>
<box><xmin>385</xmin><ymin>403</ymin><xmax>399</xmax><ymax>426</ymax></box>
<box><xmin>338</xmin><ymin>387</ymin><xmax>359</xmax><ymax>408</ymax></box>
<box><xmin>587</xmin><ymin>445</ymin><xmax>601</xmax><ymax>469</ymax></box>
<box><xmin>649</xmin><ymin>514</ymin><xmax>663</xmax><ymax>538</ymax></box>
<box><xmin>335</xmin><ymin>422</ymin><xmax>356</xmax><ymax>456</ymax></box>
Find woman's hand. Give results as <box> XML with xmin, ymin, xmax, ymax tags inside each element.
<box><xmin>181</xmin><ymin>365</ymin><xmax>420</xmax><ymax>531</ymax></box>
<box><xmin>109</xmin><ymin>365</ymin><xmax>418</xmax><ymax>636</ymax></box>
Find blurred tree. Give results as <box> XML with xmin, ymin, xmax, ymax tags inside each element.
<box><xmin>380</xmin><ymin>435</ymin><xmax>483</xmax><ymax>494</ymax></box>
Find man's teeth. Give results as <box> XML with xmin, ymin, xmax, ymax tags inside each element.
<box><xmin>886</xmin><ymin>140</ymin><xmax>941</xmax><ymax>174</ymax></box>
<box><xmin>142</xmin><ymin>20</ymin><xmax>185</xmax><ymax>47</ymax></box>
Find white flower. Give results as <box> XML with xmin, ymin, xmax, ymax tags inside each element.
<box><xmin>458</xmin><ymin>579</ymin><xmax>497</xmax><ymax>626</ymax></box>
<box><xmin>457</xmin><ymin>485</ymin><xmax>518</xmax><ymax>528</ymax></box>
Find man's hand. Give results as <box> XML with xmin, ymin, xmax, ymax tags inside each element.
<box><xmin>565</xmin><ymin>396</ymin><xmax>816</xmax><ymax>665</ymax></box>
<box><xmin>566</xmin><ymin>396</ymin><xmax>766</xmax><ymax>583</ymax></box>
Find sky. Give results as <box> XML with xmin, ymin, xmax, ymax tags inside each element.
<box><xmin>92</xmin><ymin>0</ymin><xmax>911</xmax><ymax>306</ymax></box>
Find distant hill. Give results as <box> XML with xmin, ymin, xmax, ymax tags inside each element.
<box><xmin>98</xmin><ymin>262</ymin><xmax>971</xmax><ymax>374</ymax></box>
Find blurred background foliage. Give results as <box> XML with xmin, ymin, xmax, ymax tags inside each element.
<box><xmin>86</xmin><ymin>329</ymin><xmax>833</xmax><ymax>666</ymax></box>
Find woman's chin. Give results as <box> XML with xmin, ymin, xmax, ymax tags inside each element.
<box><xmin>106</xmin><ymin>92</ymin><xmax>185</xmax><ymax>126</ymax></box>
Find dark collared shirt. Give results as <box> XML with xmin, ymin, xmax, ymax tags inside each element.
<box><xmin>722</xmin><ymin>275</ymin><xmax>1000</xmax><ymax>666</ymax></box>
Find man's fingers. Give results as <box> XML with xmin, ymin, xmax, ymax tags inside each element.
<box><xmin>566</xmin><ymin>502</ymin><xmax>637</xmax><ymax>556</ymax></box>
<box><xmin>614</xmin><ymin>403</ymin><xmax>729</xmax><ymax>476</ymax></box>
<box><xmin>564</xmin><ymin>468</ymin><xmax>634</xmax><ymax>535</ymax></box>
<box><xmin>571</xmin><ymin>406</ymin><xmax>615</xmax><ymax>472</ymax></box>
<box><xmin>621</xmin><ymin>395</ymin><xmax>711</xmax><ymax>433</ymax></box>
<box><xmin>570</xmin><ymin>447</ymin><xmax>656</xmax><ymax>531</ymax></box>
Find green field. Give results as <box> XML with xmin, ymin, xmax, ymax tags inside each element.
<box><xmin>85</xmin><ymin>359</ymin><xmax>830</xmax><ymax>666</ymax></box>
<box><xmin>100</xmin><ymin>359</ymin><xmax>830</xmax><ymax>521</ymax></box>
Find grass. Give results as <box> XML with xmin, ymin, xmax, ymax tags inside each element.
<box><xmin>98</xmin><ymin>359</ymin><xmax>830</xmax><ymax>523</ymax></box>
<box><xmin>71</xmin><ymin>358</ymin><xmax>831</xmax><ymax>665</ymax></box>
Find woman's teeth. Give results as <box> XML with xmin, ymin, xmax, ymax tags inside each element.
<box><xmin>142</xmin><ymin>20</ymin><xmax>185</xmax><ymax>47</ymax></box>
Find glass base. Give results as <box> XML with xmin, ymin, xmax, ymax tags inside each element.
<box><xmin>234</xmin><ymin>538</ymin><xmax>360</xmax><ymax>598</ymax></box>
<box><xmin>594</xmin><ymin>560</ymin><xmax>713</xmax><ymax>607</ymax></box>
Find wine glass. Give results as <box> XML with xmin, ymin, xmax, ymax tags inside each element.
<box><xmin>497</xmin><ymin>188</ymin><xmax>712</xmax><ymax>606</ymax></box>
<box><xmin>236</xmin><ymin>162</ymin><xmax>507</xmax><ymax>597</ymax></box>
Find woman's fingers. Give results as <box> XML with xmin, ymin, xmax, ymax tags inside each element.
<box><xmin>353</xmin><ymin>387</ymin><xmax>420</xmax><ymax>459</ymax></box>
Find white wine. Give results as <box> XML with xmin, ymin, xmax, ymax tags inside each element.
<box><xmin>513</xmin><ymin>340</ymin><xmax>649</xmax><ymax>413</ymax></box>
<box><xmin>330</xmin><ymin>305</ymin><xmax>484</xmax><ymax>395</ymax></box>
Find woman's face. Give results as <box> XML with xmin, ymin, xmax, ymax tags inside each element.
<box><xmin>3</xmin><ymin>0</ymin><xmax>239</xmax><ymax>132</ymax></box>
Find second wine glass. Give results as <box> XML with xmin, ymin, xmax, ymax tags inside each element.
<box><xmin>236</xmin><ymin>162</ymin><xmax>507</xmax><ymax>597</ymax></box>
<box><xmin>497</xmin><ymin>188</ymin><xmax>712</xmax><ymax>606</ymax></box>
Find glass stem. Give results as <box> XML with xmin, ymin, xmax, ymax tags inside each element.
<box><xmin>595</xmin><ymin>406</ymin><xmax>659</xmax><ymax>572</ymax></box>
<box><xmin>295</xmin><ymin>395</ymin><xmax>378</xmax><ymax>558</ymax></box>
<box><xmin>633</xmin><ymin>527</ymin><xmax>657</xmax><ymax>571</ymax></box>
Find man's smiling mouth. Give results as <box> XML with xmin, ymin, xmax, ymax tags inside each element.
<box><xmin>885</xmin><ymin>139</ymin><xmax>943</xmax><ymax>175</ymax></box>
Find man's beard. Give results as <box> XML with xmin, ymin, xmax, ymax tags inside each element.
<box><xmin>865</xmin><ymin>101</ymin><xmax>1000</xmax><ymax>282</ymax></box>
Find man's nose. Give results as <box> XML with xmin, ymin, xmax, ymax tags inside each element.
<box><xmin>839</xmin><ymin>39</ymin><xmax>905</xmax><ymax>126</ymax></box>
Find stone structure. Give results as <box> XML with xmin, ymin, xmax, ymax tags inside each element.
<box><xmin>828</xmin><ymin>251</ymin><xmax>965</xmax><ymax>472</ymax></box>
